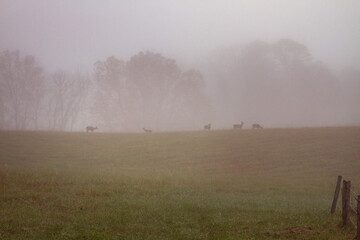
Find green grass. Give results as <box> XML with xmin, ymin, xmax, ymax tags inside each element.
<box><xmin>1</xmin><ymin>127</ymin><xmax>360</xmax><ymax>239</ymax></box>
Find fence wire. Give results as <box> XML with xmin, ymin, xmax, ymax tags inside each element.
<box><xmin>351</xmin><ymin>189</ymin><xmax>358</xmax><ymax>197</ymax></box>
<box><xmin>350</xmin><ymin>205</ymin><xmax>357</xmax><ymax>214</ymax></box>
<box><xmin>350</xmin><ymin>188</ymin><xmax>358</xmax><ymax>209</ymax></box>
<box><xmin>349</xmin><ymin>185</ymin><xmax>358</xmax><ymax>230</ymax></box>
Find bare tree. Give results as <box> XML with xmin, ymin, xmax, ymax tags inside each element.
<box><xmin>46</xmin><ymin>71</ymin><xmax>90</xmax><ymax>131</ymax></box>
<box><xmin>93</xmin><ymin>56</ymin><xmax>128</xmax><ymax>130</ymax></box>
<box><xmin>24</xmin><ymin>55</ymin><xmax>45</xmax><ymax>130</ymax></box>
<box><xmin>0</xmin><ymin>50</ymin><xmax>44</xmax><ymax>130</ymax></box>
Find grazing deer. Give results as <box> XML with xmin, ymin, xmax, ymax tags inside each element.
<box><xmin>86</xmin><ymin>126</ymin><xmax>98</xmax><ymax>132</ymax></box>
<box><xmin>204</xmin><ymin>123</ymin><xmax>211</xmax><ymax>130</ymax></box>
<box><xmin>233</xmin><ymin>122</ymin><xmax>244</xmax><ymax>129</ymax></box>
<box><xmin>143</xmin><ymin>128</ymin><xmax>152</xmax><ymax>133</ymax></box>
<box><xmin>252</xmin><ymin>123</ymin><xmax>263</xmax><ymax>129</ymax></box>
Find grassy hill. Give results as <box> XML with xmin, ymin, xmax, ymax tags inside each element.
<box><xmin>1</xmin><ymin>127</ymin><xmax>359</xmax><ymax>239</ymax></box>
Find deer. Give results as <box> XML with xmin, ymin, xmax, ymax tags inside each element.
<box><xmin>233</xmin><ymin>121</ymin><xmax>244</xmax><ymax>129</ymax></box>
<box><xmin>204</xmin><ymin>123</ymin><xmax>211</xmax><ymax>131</ymax></box>
<box><xmin>143</xmin><ymin>128</ymin><xmax>152</xmax><ymax>133</ymax></box>
<box><xmin>252</xmin><ymin>123</ymin><xmax>263</xmax><ymax>129</ymax></box>
<box><xmin>86</xmin><ymin>126</ymin><xmax>98</xmax><ymax>132</ymax></box>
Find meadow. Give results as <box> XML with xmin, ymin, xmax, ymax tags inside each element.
<box><xmin>1</xmin><ymin>127</ymin><xmax>360</xmax><ymax>239</ymax></box>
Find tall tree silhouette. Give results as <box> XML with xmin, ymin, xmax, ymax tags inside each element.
<box><xmin>0</xmin><ymin>50</ymin><xmax>44</xmax><ymax>130</ymax></box>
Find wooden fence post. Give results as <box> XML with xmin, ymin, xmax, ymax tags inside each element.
<box><xmin>342</xmin><ymin>180</ymin><xmax>351</xmax><ymax>226</ymax></box>
<box><xmin>331</xmin><ymin>175</ymin><xmax>342</xmax><ymax>214</ymax></box>
<box><xmin>357</xmin><ymin>195</ymin><xmax>360</xmax><ymax>240</ymax></box>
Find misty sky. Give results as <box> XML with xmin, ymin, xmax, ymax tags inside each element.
<box><xmin>1</xmin><ymin>0</ymin><xmax>359</xmax><ymax>72</ymax></box>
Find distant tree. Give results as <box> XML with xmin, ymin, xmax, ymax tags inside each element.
<box><xmin>0</xmin><ymin>50</ymin><xmax>44</xmax><ymax>130</ymax></box>
<box><xmin>126</xmin><ymin>51</ymin><xmax>182</xmax><ymax>129</ymax></box>
<box><xmin>93</xmin><ymin>51</ymin><xmax>212</xmax><ymax>131</ymax></box>
<box><xmin>126</xmin><ymin>51</ymin><xmax>181</xmax><ymax>96</ymax></box>
<box><xmin>46</xmin><ymin>71</ymin><xmax>89</xmax><ymax>131</ymax></box>
<box><xmin>94</xmin><ymin>56</ymin><xmax>125</xmax><ymax>90</ymax></box>
<box><xmin>93</xmin><ymin>56</ymin><xmax>128</xmax><ymax>130</ymax></box>
<box><xmin>169</xmin><ymin>69</ymin><xmax>212</xmax><ymax>128</ymax></box>
<box><xmin>272</xmin><ymin>39</ymin><xmax>312</xmax><ymax>71</ymax></box>
<box><xmin>205</xmin><ymin>39</ymin><xmax>351</xmax><ymax>127</ymax></box>
<box><xmin>178</xmin><ymin>69</ymin><xmax>205</xmax><ymax>93</ymax></box>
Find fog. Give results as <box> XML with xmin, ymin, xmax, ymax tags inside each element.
<box><xmin>0</xmin><ymin>0</ymin><xmax>359</xmax><ymax>131</ymax></box>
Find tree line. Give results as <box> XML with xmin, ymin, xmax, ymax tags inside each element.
<box><xmin>0</xmin><ymin>50</ymin><xmax>210</xmax><ymax>131</ymax></box>
<box><xmin>205</xmin><ymin>39</ymin><xmax>360</xmax><ymax>127</ymax></box>
<box><xmin>92</xmin><ymin>51</ymin><xmax>211</xmax><ymax>131</ymax></box>
<box><xmin>0</xmin><ymin>39</ymin><xmax>359</xmax><ymax>131</ymax></box>
<box><xmin>0</xmin><ymin>50</ymin><xmax>89</xmax><ymax>131</ymax></box>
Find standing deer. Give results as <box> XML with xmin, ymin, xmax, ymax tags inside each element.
<box><xmin>143</xmin><ymin>128</ymin><xmax>152</xmax><ymax>133</ymax></box>
<box><xmin>252</xmin><ymin>123</ymin><xmax>263</xmax><ymax>129</ymax></box>
<box><xmin>204</xmin><ymin>123</ymin><xmax>211</xmax><ymax>130</ymax></box>
<box><xmin>86</xmin><ymin>126</ymin><xmax>98</xmax><ymax>132</ymax></box>
<box><xmin>233</xmin><ymin>122</ymin><xmax>244</xmax><ymax>129</ymax></box>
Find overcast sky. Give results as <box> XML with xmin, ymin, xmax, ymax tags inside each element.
<box><xmin>1</xmin><ymin>0</ymin><xmax>359</xmax><ymax>72</ymax></box>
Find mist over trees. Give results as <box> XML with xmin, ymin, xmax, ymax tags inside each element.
<box><xmin>0</xmin><ymin>50</ymin><xmax>44</xmax><ymax>130</ymax></box>
<box><xmin>0</xmin><ymin>51</ymin><xmax>90</xmax><ymax>131</ymax></box>
<box><xmin>0</xmin><ymin>39</ymin><xmax>359</xmax><ymax>131</ymax></box>
<box><xmin>93</xmin><ymin>51</ymin><xmax>211</xmax><ymax>131</ymax></box>
<box><xmin>205</xmin><ymin>39</ymin><xmax>360</xmax><ymax>128</ymax></box>
<box><xmin>45</xmin><ymin>71</ymin><xmax>90</xmax><ymax>131</ymax></box>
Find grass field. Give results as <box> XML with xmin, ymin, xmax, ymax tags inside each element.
<box><xmin>1</xmin><ymin>127</ymin><xmax>360</xmax><ymax>239</ymax></box>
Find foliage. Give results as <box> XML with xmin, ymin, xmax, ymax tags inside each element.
<box><xmin>94</xmin><ymin>52</ymin><xmax>211</xmax><ymax>131</ymax></box>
